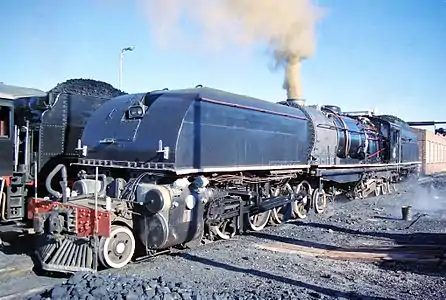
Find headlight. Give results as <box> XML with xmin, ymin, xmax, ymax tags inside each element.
<box><xmin>127</xmin><ymin>105</ymin><xmax>145</xmax><ymax>119</ymax></box>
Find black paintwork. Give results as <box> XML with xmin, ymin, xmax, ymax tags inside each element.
<box><xmin>375</xmin><ymin>115</ymin><xmax>419</xmax><ymax>163</ymax></box>
<box><xmin>79</xmin><ymin>87</ymin><xmax>421</xmax><ymax>177</ymax></box>
<box><xmin>14</xmin><ymin>93</ymin><xmax>111</xmax><ymax>178</ymax></box>
<box><xmin>0</xmin><ymin>98</ymin><xmax>13</xmax><ymax>177</ymax></box>
<box><xmin>279</xmin><ymin>102</ymin><xmax>400</xmax><ymax>167</ymax></box>
<box><xmin>81</xmin><ymin>88</ymin><xmax>311</xmax><ymax>173</ymax></box>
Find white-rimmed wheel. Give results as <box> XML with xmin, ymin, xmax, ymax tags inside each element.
<box><xmin>383</xmin><ymin>181</ymin><xmax>391</xmax><ymax>195</ymax></box>
<box><xmin>294</xmin><ymin>202</ymin><xmax>308</xmax><ymax>219</ymax></box>
<box><xmin>98</xmin><ymin>225</ymin><xmax>136</xmax><ymax>269</ymax></box>
<box><xmin>381</xmin><ymin>182</ymin><xmax>388</xmax><ymax>195</ymax></box>
<box><xmin>270</xmin><ymin>184</ymin><xmax>294</xmax><ymax>224</ymax></box>
<box><xmin>313</xmin><ymin>189</ymin><xmax>327</xmax><ymax>214</ymax></box>
<box><xmin>391</xmin><ymin>182</ymin><xmax>398</xmax><ymax>193</ymax></box>
<box><xmin>209</xmin><ymin>219</ymin><xmax>237</xmax><ymax>240</ymax></box>
<box><xmin>374</xmin><ymin>183</ymin><xmax>381</xmax><ymax>197</ymax></box>
<box><xmin>246</xmin><ymin>210</ymin><xmax>271</xmax><ymax>231</ymax></box>
<box><xmin>292</xmin><ymin>181</ymin><xmax>312</xmax><ymax>219</ymax></box>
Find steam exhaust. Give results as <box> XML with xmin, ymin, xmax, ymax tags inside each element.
<box><xmin>283</xmin><ymin>55</ymin><xmax>305</xmax><ymax>106</ymax></box>
<box><xmin>139</xmin><ymin>0</ymin><xmax>324</xmax><ymax>103</ymax></box>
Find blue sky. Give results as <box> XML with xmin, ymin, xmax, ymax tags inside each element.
<box><xmin>1</xmin><ymin>0</ymin><xmax>445</xmax><ymax>123</ymax></box>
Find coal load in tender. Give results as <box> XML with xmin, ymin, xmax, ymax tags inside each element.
<box><xmin>26</xmin><ymin>272</ymin><xmax>303</xmax><ymax>300</ymax></box>
<box><xmin>49</xmin><ymin>78</ymin><xmax>126</xmax><ymax>98</ymax></box>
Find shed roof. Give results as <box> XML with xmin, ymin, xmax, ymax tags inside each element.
<box><xmin>0</xmin><ymin>83</ymin><xmax>47</xmax><ymax>100</ymax></box>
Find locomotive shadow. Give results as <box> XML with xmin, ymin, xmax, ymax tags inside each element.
<box><xmin>0</xmin><ymin>227</ymin><xmax>31</xmax><ymax>256</ymax></box>
<box><xmin>264</xmin><ymin>222</ymin><xmax>446</xmax><ymax>277</ymax></box>
<box><xmin>0</xmin><ymin>229</ymin><xmax>70</xmax><ymax>279</ymax></box>
<box><xmin>174</xmin><ymin>252</ymin><xmax>393</xmax><ymax>300</ymax></box>
<box><xmin>291</xmin><ymin>221</ymin><xmax>446</xmax><ymax>247</ymax></box>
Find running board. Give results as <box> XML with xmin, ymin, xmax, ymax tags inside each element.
<box><xmin>34</xmin><ymin>235</ymin><xmax>96</xmax><ymax>274</ymax></box>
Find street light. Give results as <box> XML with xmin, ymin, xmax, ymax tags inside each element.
<box><xmin>119</xmin><ymin>46</ymin><xmax>135</xmax><ymax>90</ymax></box>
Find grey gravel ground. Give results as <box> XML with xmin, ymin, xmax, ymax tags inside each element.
<box><xmin>1</xmin><ymin>176</ymin><xmax>445</xmax><ymax>299</ymax></box>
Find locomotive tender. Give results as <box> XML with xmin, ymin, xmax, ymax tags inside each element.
<box><xmin>28</xmin><ymin>86</ymin><xmax>421</xmax><ymax>274</ymax></box>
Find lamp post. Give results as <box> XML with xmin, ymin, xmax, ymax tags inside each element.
<box><xmin>119</xmin><ymin>46</ymin><xmax>135</xmax><ymax>90</ymax></box>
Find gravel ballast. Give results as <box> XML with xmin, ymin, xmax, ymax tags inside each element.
<box><xmin>27</xmin><ymin>272</ymin><xmax>305</xmax><ymax>300</ymax></box>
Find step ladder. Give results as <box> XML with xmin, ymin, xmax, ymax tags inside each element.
<box><xmin>2</xmin><ymin>172</ymin><xmax>27</xmax><ymax>221</ymax></box>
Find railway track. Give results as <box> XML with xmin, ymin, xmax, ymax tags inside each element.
<box><xmin>0</xmin><ymin>264</ymin><xmax>33</xmax><ymax>279</ymax></box>
<box><xmin>0</xmin><ymin>264</ymin><xmax>51</xmax><ymax>300</ymax></box>
<box><xmin>256</xmin><ymin>242</ymin><xmax>446</xmax><ymax>264</ymax></box>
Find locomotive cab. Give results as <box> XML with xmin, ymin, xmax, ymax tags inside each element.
<box><xmin>0</xmin><ymin>83</ymin><xmax>47</xmax><ymax>222</ymax></box>
<box><xmin>0</xmin><ymin>101</ymin><xmax>13</xmax><ymax>177</ymax></box>
<box><xmin>0</xmin><ymin>99</ymin><xmax>13</xmax><ymax>223</ymax></box>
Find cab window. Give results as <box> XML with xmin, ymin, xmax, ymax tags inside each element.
<box><xmin>0</xmin><ymin>106</ymin><xmax>11</xmax><ymax>138</ymax></box>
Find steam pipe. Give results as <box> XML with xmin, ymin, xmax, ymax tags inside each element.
<box><xmin>23</xmin><ymin>122</ymin><xmax>30</xmax><ymax>172</ymax></box>
<box><xmin>45</xmin><ymin>164</ymin><xmax>68</xmax><ymax>202</ymax></box>
<box><xmin>13</xmin><ymin>125</ymin><xmax>19</xmax><ymax>172</ymax></box>
<box><xmin>60</xmin><ymin>165</ymin><xmax>68</xmax><ymax>203</ymax></box>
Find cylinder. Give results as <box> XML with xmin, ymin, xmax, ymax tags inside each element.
<box><xmin>401</xmin><ymin>205</ymin><xmax>412</xmax><ymax>221</ymax></box>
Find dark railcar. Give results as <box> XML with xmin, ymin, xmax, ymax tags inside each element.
<box><xmin>2</xmin><ymin>93</ymin><xmax>113</xmax><ymax>221</ymax></box>
<box><xmin>0</xmin><ymin>94</ymin><xmax>15</xmax><ymax>178</ymax></box>
<box><xmin>80</xmin><ymin>87</ymin><xmax>312</xmax><ymax>174</ymax></box>
<box><xmin>0</xmin><ymin>84</ymin><xmax>47</xmax><ymax>178</ymax></box>
<box><xmin>375</xmin><ymin>115</ymin><xmax>419</xmax><ymax>164</ymax></box>
<box><xmin>1</xmin><ymin>80</ymin><xmax>121</xmax><ymax>222</ymax></box>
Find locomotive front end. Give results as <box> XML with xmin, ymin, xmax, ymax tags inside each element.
<box><xmin>29</xmin><ymin>195</ymin><xmax>112</xmax><ymax>273</ymax></box>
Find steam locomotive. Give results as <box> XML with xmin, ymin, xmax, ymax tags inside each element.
<box><xmin>27</xmin><ymin>85</ymin><xmax>420</xmax><ymax>274</ymax></box>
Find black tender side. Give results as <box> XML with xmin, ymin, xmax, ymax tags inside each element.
<box><xmin>80</xmin><ymin>87</ymin><xmax>312</xmax><ymax>174</ymax></box>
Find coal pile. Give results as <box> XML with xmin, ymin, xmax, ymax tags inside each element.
<box><xmin>49</xmin><ymin>79</ymin><xmax>126</xmax><ymax>98</ymax></box>
<box><xmin>26</xmin><ymin>272</ymin><xmax>304</xmax><ymax>300</ymax></box>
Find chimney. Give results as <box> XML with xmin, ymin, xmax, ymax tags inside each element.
<box><xmin>287</xmin><ymin>98</ymin><xmax>306</xmax><ymax>106</ymax></box>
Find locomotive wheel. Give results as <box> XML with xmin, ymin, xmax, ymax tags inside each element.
<box><xmin>313</xmin><ymin>189</ymin><xmax>327</xmax><ymax>214</ymax></box>
<box><xmin>271</xmin><ymin>205</ymin><xmax>294</xmax><ymax>224</ymax></box>
<box><xmin>382</xmin><ymin>182</ymin><xmax>391</xmax><ymax>195</ymax></box>
<box><xmin>391</xmin><ymin>182</ymin><xmax>398</xmax><ymax>193</ymax></box>
<box><xmin>381</xmin><ymin>183</ymin><xmax>388</xmax><ymax>195</ymax></box>
<box><xmin>98</xmin><ymin>225</ymin><xmax>136</xmax><ymax>269</ymax></box>
<box><xmin>209</xmin><ymin>219</ymin><xmax>236</xmax><ymax>240</ymax></box>
<box><xmin>294</xmin><ymin>202</ymin><xmax>307</xmax><ymax>219</ymax></box>
<box><xmin>374</xmin><ymin>185</ymin><xmax>381</xmax><ymax>197</ymax></box>
<box><xmin>386</xmin><ymin>182</ymin><xmax>393</xmax><ymax>194</ymax></box>
<box><xmin>246</xmin><ymin>210</ymin><xmax>271</xmax><ymax>231</ymax></box>
<box><xmin>292</xmin><ymin>181</ymin><xmax>311</xmax><ymax>219</ymax></box>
